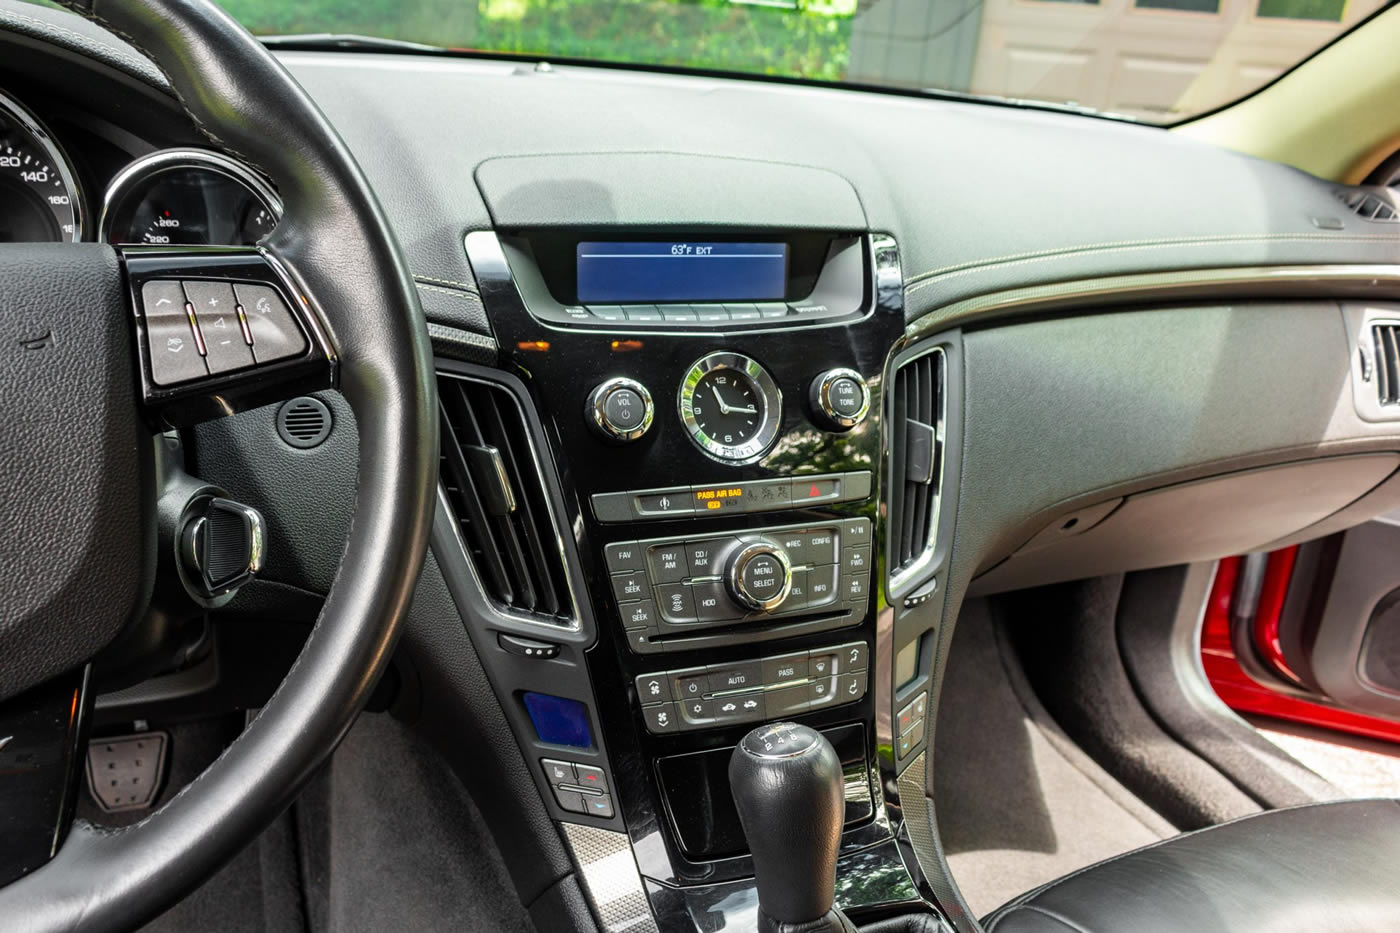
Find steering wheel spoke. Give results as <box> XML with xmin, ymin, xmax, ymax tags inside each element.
<box><xmin>124</xmin><ymin>246</ymin><xmax>336</xmax><ymax>428</ymax></box>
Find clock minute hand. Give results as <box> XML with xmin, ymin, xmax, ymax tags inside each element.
<box><xmin>711</xmin><ymin>385</ymin><xmax>731</xmax><ymax>415</ymax></box>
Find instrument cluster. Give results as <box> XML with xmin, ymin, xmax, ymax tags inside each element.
<box><xmin>0</xmin><ymin>89</ymin><xmax>278</xmax><ymax>247</ymax></box>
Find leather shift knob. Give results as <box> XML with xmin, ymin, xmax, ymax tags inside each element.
<box><xmin>729</xmin><ymin>722</ymin><xmax>845</xmax><ymax>926</ymax></box>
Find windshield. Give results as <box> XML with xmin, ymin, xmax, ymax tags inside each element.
<box><xmin>216</xmin><ymin>0</ymin><xmax>1389</xmax><ymax>124</ymax></box>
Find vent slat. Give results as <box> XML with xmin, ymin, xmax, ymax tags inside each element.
<box><xmin>1334</xmin><ymin>187</ymin><xmax>1400</xmax><ymax>223</ymax></box>
<box><xmin>437</xmin><ymin>374</ymin><xmax>573</xmax><ymax>625</ymax></box>
<box><xmin>888</xmin><ymin>350</ymin><xmax>943</xmax><ymax>580</ymax></box>
<box><xmin>1377</xmin><ymin>324</ymin><xmax>1400</xmax><ymax>406</ymax></box>
<box><xmin>440</xmin><ymin>409</ymin><xmax>516</xmax><ymax>604</ymax></box>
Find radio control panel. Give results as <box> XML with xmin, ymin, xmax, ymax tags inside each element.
<box><xmin>607</xmin><ymin>518</ymin><xmax>872</xmax><ymax>654</ymax></box>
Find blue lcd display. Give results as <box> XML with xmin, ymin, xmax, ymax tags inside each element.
<box><xmin>522</xmin><ymin>692</ymin><xmax>594</xmax><ymax>749</ymax></box>
<box><xmin>577</xmin><ymin>241</ymin><xmax>788</xmax><ymax>304</ymax></box>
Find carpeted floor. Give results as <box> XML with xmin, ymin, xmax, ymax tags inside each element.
<box><xmin>933</xmin><ymin>600</ymin><xmax>1177</xmax><ymax>917</ymax></box>
<box><xmin>81</xmin><ymin>712</ymin><xmax>533</xmax><ymax>933</ymax></box>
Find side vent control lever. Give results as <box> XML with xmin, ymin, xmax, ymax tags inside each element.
<box><xmin>179</xmin><ymin>496</ymin><xmax>265</xmax><ymax>598</ymax></box>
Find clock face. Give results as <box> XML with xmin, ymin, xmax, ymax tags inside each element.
<box><xmin>679</xmin><ymin>352</ymin><xmax>782</xmax><ymax>463</ymax></box>
<box><xmin>690</xmin><ymin>368</ymin><xmax>763</xmax><ymax>448</ymax></box>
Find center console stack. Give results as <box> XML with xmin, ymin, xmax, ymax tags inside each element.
<box><xmin>436</xmin><ymin>155</ymin><xmax>945</xmax><ymax>931</ymax></box>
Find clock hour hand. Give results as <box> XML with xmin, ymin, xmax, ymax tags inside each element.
<box><xmin>730</xmin><ymin>405</ymin><xmax>757</xmax><ymax>414</ymax></box>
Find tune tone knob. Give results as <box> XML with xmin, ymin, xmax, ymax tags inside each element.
<box><xmin>808</xmin><ymin>368</ymin><xmax>870</xmax><ymax>431</ymax></box>
<box><xmin>726</xmin><ymin>543</ymin><xmax>792</xmax><ymax>611</ymax></box>
<box><xmin>587</xmin><ymin>377</ymin><xmax>654</xmax><ymax>442</ymax></box>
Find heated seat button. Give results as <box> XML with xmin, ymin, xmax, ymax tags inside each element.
<box><xmin>183</xmin><ymin>281</ymin><xmax>255</xmax><ymax>375</ymax></box>
<box><xmin>574</xmin><ymin>765</ymin><xmax>608</xmax><ymax>792</ymax></box>
<box><xmin>233</xmin><ymin>282</ymin><xmax>307</xmax><ymax>364</ymax></box>
<box><xmin>583</xmin><ymin>794</ymin><xmax>614</xmax><ymax>819</ymax></box>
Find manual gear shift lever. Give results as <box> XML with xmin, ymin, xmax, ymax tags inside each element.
<box><xmin>729</xmin><ymin>722</ymin><xmax>855</xmax><ymax>933</ymax></box>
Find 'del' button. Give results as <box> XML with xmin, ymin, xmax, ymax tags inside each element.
<box><xmin>234</xmin><ymin>283</ymin><xmax>307</xmax><ymax>364</ymax></box>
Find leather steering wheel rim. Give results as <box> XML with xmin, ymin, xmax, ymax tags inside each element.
<box><xmin>0</xmin><ymin>1</ymin><xmax>437</xmax><ymax>929</ymax></box>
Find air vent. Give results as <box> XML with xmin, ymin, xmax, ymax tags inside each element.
<box><xmin>1334</xmin><ymin>187</ymin><xmax>1399</xmax><ymax>222</ymax></box>
<box><xmin>888</xmin><ymin>348</ymin><xmax>944</xmax><ymax>591</ymax></box>
<box><xmin>438</xmin><ymin>374</ymin><xmax>574</xmax><ymax>625</ymax></box>
<box><xmin>1372</xmin><ymin>323</ymin><xmax>1400</xmax><ymax>405</ymax></box>
<box><xmin>276</xmin><ymin>397</ymin><xmax>332</xmax><ymax>448</ymax></box>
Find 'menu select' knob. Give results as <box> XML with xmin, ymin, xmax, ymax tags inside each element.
<box><xmin>726</xmin><ymin>542</ymin><xmax>792</xmax><ymax>611</ymax></box>
<box><xmin>586</xmin><ymin>377</ymin><xmax>654</xmax><ymax>441</ymax></box>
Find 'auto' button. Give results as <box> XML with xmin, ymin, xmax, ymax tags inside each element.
<box><xmin>234</xmin><ymin>282</ymin><xmax>307</xmax><ymax>364</ymax></box>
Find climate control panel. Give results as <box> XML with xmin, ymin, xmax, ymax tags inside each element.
<box><xmin>607</xmin><ymin>518</ymin><xmax>872</xmax><ymax>654</ymax></box>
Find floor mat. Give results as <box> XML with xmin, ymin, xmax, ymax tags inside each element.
<box><xmin>933</xmin><ymin>601</ymin><xmax>1175</xmax><ymax>917</ymax></box>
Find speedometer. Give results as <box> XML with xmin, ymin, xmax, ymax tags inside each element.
<box><xmin>100</xmin><ymin>149</ymin><xmax>280</xmax><ymax>246</ymax></box>
<box><xmin>0</xmin><ymin>90</ymin><xmax>83</xmax><ymax>242</ymax></box>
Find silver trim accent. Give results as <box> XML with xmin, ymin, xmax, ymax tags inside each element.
<box><xmin>907</xmin><ymin>263</ymin><xmax>1400</xmax><ymax>338</ymax></box>
<box><xmin>811</xmin><ymin>366</ymin><xmax>871</xmax><ymax>430</ymax></box>
<box><xmin>560</xmin><ymin>823</ymin><xmax>660</xmax><ymax>933</ymax></box>
<box><xmin>678</xmin><ymin>350</ymin><xmax>782</xmax><ymax>464</ymax></box>
<box><xmin>436</xmin><ymin>370</ymin><xmax>583</xmax><ymax>632</ymax></box>
<box><xmin>99</xmin><ymin>148</ymin><xmax>282</xmax><ymax>245</ymax></box>
<box><xmin>481</xmin><ymin>445</ymin><xmax>517</xmax><ymax>514</ymax></box>
<box><xmin>0</xmin><ymin>89</ymin><xmax>86</xmax><ymax>243</ymax></box>
<box><xmin>886</xmin><ymin>346</ymin><xmax>948</xmax><ymax>602</ymax></box>
<box><xmin>726</xmin><ymin>542</ymin><xmax>793</xmax><ymax>611</ymax></box>
<box><xmin>588</xmin><ymin>377</ymin><xmax>655</xmax><ymax>442</ymax></box>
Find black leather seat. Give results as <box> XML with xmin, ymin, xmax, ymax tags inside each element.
<box><xmin>982</xmin><ymin>799</ymin><xmax>1400</xmax><ymax>932</ymax></box>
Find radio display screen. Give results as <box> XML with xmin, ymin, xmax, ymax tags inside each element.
<box><xmin>576</xmin><ymin>241</ymin><xmax>788</xmax><ymax>304</ymax></box>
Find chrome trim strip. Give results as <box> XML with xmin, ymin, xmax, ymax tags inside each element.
<box><xmin>908</xmin><ymin>264</ymin><xmax>1400</xmax><ymax>338</ymax></box>
<box><xmin>886</xmin><ymin>346</ymin><xmax>947</xmax><ymax>602</ymax></box>
<box><xmin>435</xmin><ymin>368</ymin><xmax>584</xmax><ymax>632</ymax></box>
<box><xmin>560</xmin><ymin>823</ymin><xmax>660</xmax><ymax>933</ymax></box>
<box><xmin>99</xmin><ymin>147</ymin><xmax>283</xmax><ymax>244</ymax></box>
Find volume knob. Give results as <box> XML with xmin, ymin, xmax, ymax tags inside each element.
<box><xmin>587</xmin><ymin>377</ymin><xmax>654</xmax><ymax>442</ymax></box>
<box><xmin>726</xmin><ymin>543</ymin><xmax>792</xmax><ymax>611</ymax></box>
<box><xmin>809</xmin><ymin>368</ymin><xmax>870</xmax><ymax>431</ymax></box>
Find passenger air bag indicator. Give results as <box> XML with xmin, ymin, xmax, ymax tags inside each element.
<box><xmin>693</xmin><ymin>485</ymin><xmax>745</xmax><ymax>512</ymax></box>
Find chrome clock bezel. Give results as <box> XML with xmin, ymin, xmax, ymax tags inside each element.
<box><xmin>98</xmin><ymin>147</ymin><xmax>282</xmax><ymax>245</ymax></box>
<box><xmin>678</xmin><ymin>351</ymin><xmax>782</xmax><ymax>464</ymax></box>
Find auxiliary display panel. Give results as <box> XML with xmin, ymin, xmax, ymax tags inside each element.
<box><xmin>577</xmin><ymin>241</ymin><xmax>788</xmax><ymax>304</ymax></box>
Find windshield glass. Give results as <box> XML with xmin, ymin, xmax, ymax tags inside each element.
<box><xmin>215</xmin><ymin>0</ymin><xmax>1389</xmax><ymax>124</ymax></box>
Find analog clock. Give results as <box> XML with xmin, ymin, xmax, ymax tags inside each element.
<box><xmin>679</xmin><ymin>351</ymin><xmax>782</xmax><ymax>463</ymax></box>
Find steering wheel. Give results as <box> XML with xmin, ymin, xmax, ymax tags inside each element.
<box><xmin>0</xmin><ymin>0</ymin><xmax>436</xmax><ymax>929</ymax></box>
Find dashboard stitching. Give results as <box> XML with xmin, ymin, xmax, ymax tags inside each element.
<box><xmin>415</xmin><ymin>281</ymin><xmax>480</xmax><ymax>300</ymax></box>
<box><xmin>51</xmin><ymin>0</ymin><xmax>272</xmax><ymax>181</ymax></box>
<box><xmin>904</xmin><ymin>232</ymin><xmax>1400</xmax><ymax>292</ymax></box>
<box><xmin>414</xmin><ymin>275</ymin><xmax>480</xmax><ymax>293</ymax></box>
<box><xmin>0</xmin><ymin>9</ymin><xmax>157</xmax><ymax>80</ymax></box>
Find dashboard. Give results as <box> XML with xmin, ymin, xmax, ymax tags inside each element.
<box><xmin>8</xmin><ymin>3</ymin><xmax>1400</xmax><ymax>932</ymax></box>
<box><xmin>0</xmin><ymin>88</ymin><xmax>276</xmax><ymax>246</ymax></box>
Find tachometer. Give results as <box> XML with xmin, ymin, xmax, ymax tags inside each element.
<box><xmin>100</xmin><ymin>149</ymin><xmax>280</xmax><ymax>246</ymax></box>
<box><xmin>0</xmin><ymin>90</ymin><xmax>84</xmax><ymax>242</ymax></box>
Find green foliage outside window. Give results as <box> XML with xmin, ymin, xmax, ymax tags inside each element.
<box><xmin>217</xmin><ymin>0</ymin><xmax>858</xmax><ymax>82</ymax></box>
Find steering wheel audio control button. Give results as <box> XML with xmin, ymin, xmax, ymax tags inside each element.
<box><xmin>587</xmin><ymin>377</ymin><xmax>655</xmax><ymax>442</ymax></box>
<box><xmin>184</xmin><ymin>280</ymin><xmax>255</xmax><ymax>374</ymax></box>
<box><xmin>141</xmin><ymin>280</ymin><xmax>209</xmax><ymax>386</ymax></box>
<box><xmin>233</xmin><ymin>282</ymin><xmax>308</xmax><ymax>364</ymax></box>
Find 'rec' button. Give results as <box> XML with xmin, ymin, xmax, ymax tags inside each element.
<box><xmin>233</xmin><ymin>282</ymin><xmax>307</xmax><ymax>364</ymax></box>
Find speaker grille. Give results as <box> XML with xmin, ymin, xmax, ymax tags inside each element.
<box><xmin>276</xmin><ymin>397</ymin><xmax>333</xmax><ymax>448</ymax></box>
